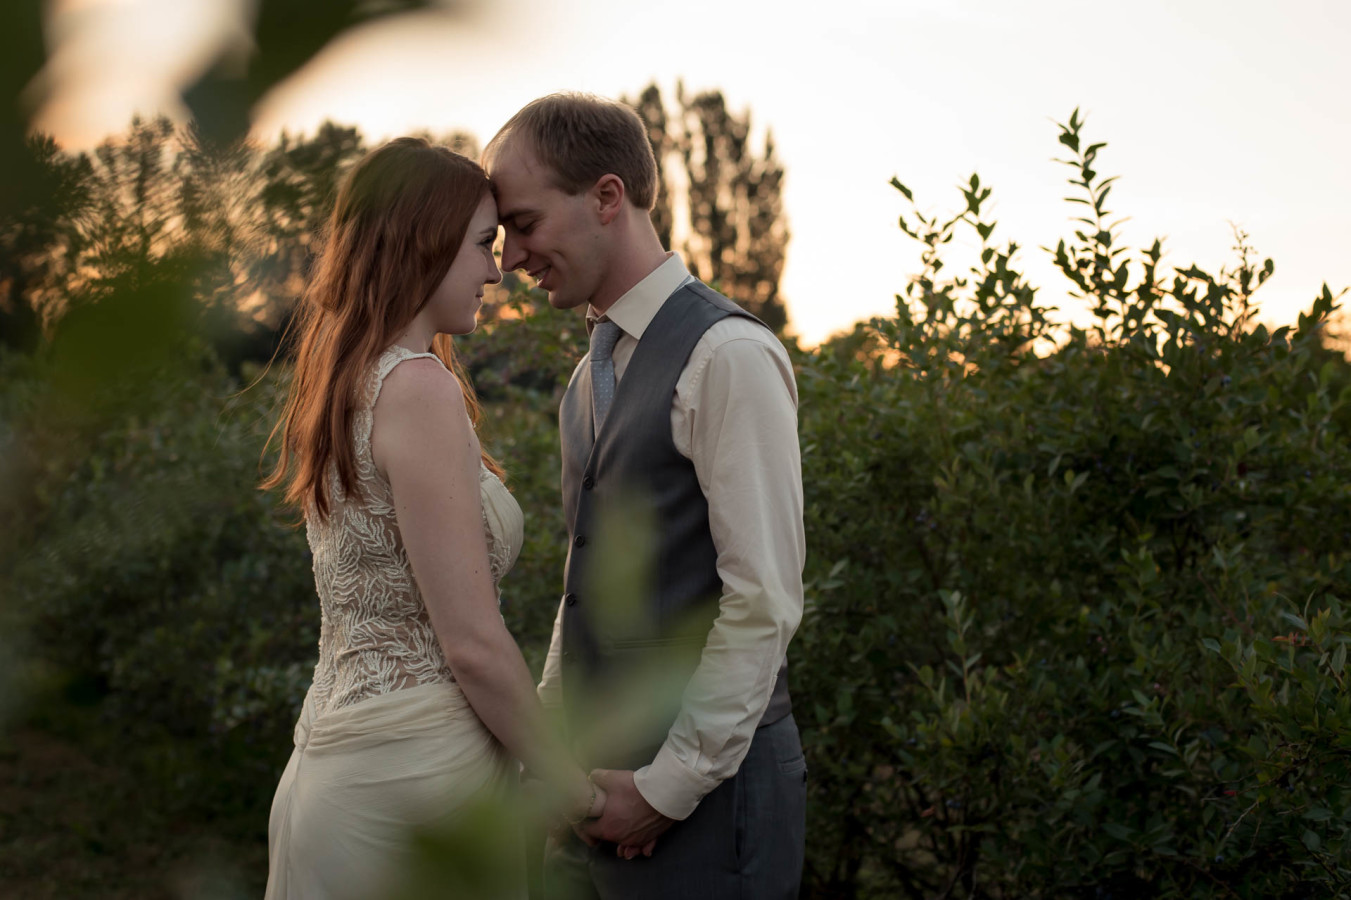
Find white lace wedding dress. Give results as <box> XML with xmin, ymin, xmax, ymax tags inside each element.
<box><xmin>265</xmin><ymin>345</ymin><xmax>525</xmax><ymax>900</ymax></box>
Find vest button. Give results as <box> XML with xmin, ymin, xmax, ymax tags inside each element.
<box><xmin>564</xmin><ymin>593</ymin><xmax>578</xmax><ymax>607</ymax></box>
<box><xmin>574</xmin><ymin>534</ymin><xmax>586</xmax><ymax>547</ymax></box>
<box><xmin>582</xmin><ymin>474</ymin><xmax>595</xmax><ymax>490</ymax></box>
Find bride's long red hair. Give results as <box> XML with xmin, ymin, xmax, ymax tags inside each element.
<box><xmin>263</xmin><ymin>137</ymin><xmax>502</xmax><ymax>520</ymax></box>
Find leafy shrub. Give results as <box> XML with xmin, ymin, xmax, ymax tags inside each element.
<box><xmin>0</xmin><ymin>285</ymin><xmax>583</xmax><ymax>826</ymax></box>
<box><xmin>793</xmin><ymin>111</ymin><xmax>1351</xmax><ymax>897</ymax></box>
<box><xmin>3</xmin><ymin>110</ymin><xmax>1349</xmax><ymax>899</ymax></box>
<box><xmin>2</xmin><ymin>337</ymin><xmax>313</xmax><ymax>817</ymax></box>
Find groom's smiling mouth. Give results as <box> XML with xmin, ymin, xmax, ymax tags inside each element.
<box><xmin>529</xmin><ymin>266</ymin><xmax>551</xmax><ymax>288</ymax></box>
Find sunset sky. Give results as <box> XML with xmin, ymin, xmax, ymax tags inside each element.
<box><xmin>30</xmin><ymin>0</ymin><xmax>1351</xmax><ymax>345</ymax></box>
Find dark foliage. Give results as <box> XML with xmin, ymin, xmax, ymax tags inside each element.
<box><xmin>625</xmin><ymin>82</ymin><xmax>791</xmax><ymax>334</ymax></box>
<box><xmin>793</xmin><ymin>111</ymin><xmax>1351</xmax><ymax>898</ymax></box>
<box><xmin>2</xmin><ymin>15</ymin><xmax>1348</xmax><ymax>890</ymax></box>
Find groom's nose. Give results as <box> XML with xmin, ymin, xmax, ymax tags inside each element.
<box><xmin>500</xmin><ymin>232</ymin><xmax>527</xmax><ymax>273</ymax></box>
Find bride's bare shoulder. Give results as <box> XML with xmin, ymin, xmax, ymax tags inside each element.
<box><xmin>371</xmin><ymin>357</ymin><xmax>475</xmax><ymax>474</ymax></box>
<box><xmin>378</xmin><ymin>357</ymin><xmax>468</xmax><ymax>417</ymax></box>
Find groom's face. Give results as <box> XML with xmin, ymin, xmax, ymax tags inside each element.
<box><xmin>489</xmin><ymin>141</ymin><xmax>601</xmax><ymax>312</ymax></box>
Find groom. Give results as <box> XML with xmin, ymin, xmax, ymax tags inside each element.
<box><xmin>485</xmin><ymin>93</ymin><xmax>806</xmax><ymax>899</ymax></box>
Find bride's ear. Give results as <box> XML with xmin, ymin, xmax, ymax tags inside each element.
<box><xmin>593</xmin><ymin>174</ymin><xmax>624</xmax><ymax>225</ymax></box>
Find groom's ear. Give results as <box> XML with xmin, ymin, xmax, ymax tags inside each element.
<box><xmin>593</xmin><ymin>173</ymin><xmax>625</xmax><ymax>225</ymax></box>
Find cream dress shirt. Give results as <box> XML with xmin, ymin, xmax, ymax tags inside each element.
<box><xmin>537</xmin><ymin>254</ymin><xmax>806</xmax><ymax>820</ymax></box>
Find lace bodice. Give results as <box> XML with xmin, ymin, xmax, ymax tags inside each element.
<box><xmin>304</xmin><ymin>345</ymin><xmax>524</xmax><ymax>717</ymax></box>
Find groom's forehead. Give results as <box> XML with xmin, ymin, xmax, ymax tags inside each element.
<box><xmin>491</xmin><ymin>155</ymin><xmax>565</xmax><ymax>223</ymax></box>
<box><xmin>490</xmin><ymin>140</ymin><xmax>547</xmax><ymax>185</ymax></box>
<box><xmin>490</xmin><ymin>146</ymin><xmax>539</xmax><ymax>203</ymax></box>
<box><xmin>491</xmin><ymin>185</ymin><xmax>537</xmax><ymax>224</ymax></box>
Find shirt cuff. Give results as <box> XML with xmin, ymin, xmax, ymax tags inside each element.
<box><xmin>632</xmin><ymin>741</ymin><xmax>720</xmax><ymax>821</ymax></box>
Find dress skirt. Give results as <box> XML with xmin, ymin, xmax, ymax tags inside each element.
<box><xmin>265</xmin><ymin>681</ymin><xmax>516</xmax><ymax>900</ymax></box>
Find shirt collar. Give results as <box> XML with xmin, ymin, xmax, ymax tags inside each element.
<box><xmin>587</xmin><ymin>253</ymin><xmax>692</xmax><ymax>340</ymax></box>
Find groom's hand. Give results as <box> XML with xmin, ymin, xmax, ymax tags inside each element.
<box><xmin>578</xmin><ymin>769</ymin><xmax>673</xmax><ymax>857</ymax></box>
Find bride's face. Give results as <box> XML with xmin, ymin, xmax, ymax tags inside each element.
<box><xmin>427</xmin><ymin>194</ymin><xmax>502</xmax><ymax>335</ymax></box>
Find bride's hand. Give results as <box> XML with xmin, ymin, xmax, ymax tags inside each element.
<box><xmin>587</xmin><ymin>783</ymin><xmax>608</xmax><ymax>820</ymax></box>
<box><xmin>567</xmin><ymin>775</ymin><xmax>606</xmax><ymax>823</ymax></box>
<box><xmin>555</xmin><ymin>775</ymin><xmax>606</xmax><ymax>844</ymax></box>
<box><xmin>546</xmin><ymin>775</ymin><xmax>599</xmax><ymax>830</ymax></box>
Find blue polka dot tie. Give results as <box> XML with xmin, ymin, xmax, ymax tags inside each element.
<box><xmin>589</xmin><ymin>319</ymin><xmax>622</xmax><ymax>436</ymax></box>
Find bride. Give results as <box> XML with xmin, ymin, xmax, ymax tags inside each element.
<box><xmin>261</xmin><ymin>137</ymin><xmax>603</xmax><ymax>898</ymax></box>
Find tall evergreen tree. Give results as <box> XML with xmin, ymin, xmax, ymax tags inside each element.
<box><xmin>625</xmin><ymin>83</ymin><xmax>791</xmax><ymax>334</ymax></box>
<box><xmin>252</xmin><ymin>123</ymin><xmax>367</xmax><ymax>328</ymax></box>
<box><xmin>629</xmin><ymin>84</ymin><xmax>675</xmax><ymax>253</ymax></box>
<box><xmin>0</xmin><ymin>136</ymin><xmax>92</xmax><ymax>349</ymax></box>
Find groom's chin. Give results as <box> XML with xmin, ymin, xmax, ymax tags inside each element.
<box><xmin>546</xmin><ymin>289</ymin><xmax>583</xmax><ymax>311</ymax></box>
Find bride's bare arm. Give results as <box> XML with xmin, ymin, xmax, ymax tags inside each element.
<box><xmin>370</xmin><ymin>357</ymin><xmax>602</xmax><ymax>819</ymax></box>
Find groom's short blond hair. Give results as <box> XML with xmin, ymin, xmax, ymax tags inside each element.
<box><xmin>484</xmin><ymin>92</ymin><xmax>658</xmax><ymax>211</ymax></box>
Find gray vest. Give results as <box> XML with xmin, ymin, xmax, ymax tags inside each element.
<box><xmin>558</xmin><ymin>281</ymin><xmax>792</xmax><ymax>771</ymax></box>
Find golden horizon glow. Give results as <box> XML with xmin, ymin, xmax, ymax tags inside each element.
<box><xmin>28</xmin><ymin>0</ymin><xmax>1351</xmax><ymax>347</ymax></box>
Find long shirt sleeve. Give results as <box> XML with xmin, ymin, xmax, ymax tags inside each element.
<box><xmin>537</xmin><ymin>359</ymin><xmax>587</xmax><ymax>713</ymax></box>
<box><xmin>537</xmin><ymin>596</ymin><xmax>566</xmax><ymax>711</ymax></box>
<box><xmin>630</xmin><ymin>318</ymin><xmax>805</xmax><ymax>819</ymax></box>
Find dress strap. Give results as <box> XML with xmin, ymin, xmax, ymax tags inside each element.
<box><xmin>368</xmin><ymin>345</ymin><xmax>444</xmax><ymax>411</ymax></box>
<box><xmin>355</xmin><ymin>347</ymin><xmax>447</xmax><ymax>474</ymax></box>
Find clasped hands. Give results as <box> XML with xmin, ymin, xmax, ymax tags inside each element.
<box><xmin>566</xmin><ymin>769</ymin><xmax>674</xmax><ymax>859</ymax></box>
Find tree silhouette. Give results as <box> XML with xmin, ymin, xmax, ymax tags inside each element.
<box><xmin>628</xmin><ymin>84</ymin><xmax>675</xmax><ymax>252</ymax></box>
<box><xmin>625</xmin><ymin>82</ymin><xmax>791</xmax><ymax>334</ymax></box>
<box><xmin>0</xmin><ymin>117</ymin><xmax>482</xmax><ymax>368</ymax></box>
<box><xmin>0</xmin><ymin>136</ymin><xmax>92</xmax><ymax>350</ymax></box>
<box><xmin>2</xmin><ymin>80</ymin><xmax>791</xmax><ymax>357</ymax></box>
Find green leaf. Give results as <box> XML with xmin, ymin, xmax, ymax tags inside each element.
<box><xmin>1281</xmin><ymin>612</ymin><xmax>1309</xmax><ymax>631</ymax></box>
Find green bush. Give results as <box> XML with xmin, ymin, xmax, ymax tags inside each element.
<box><xmin>3</xmin><ymin>111</ymin><xmax>1349</xmax><ymax>898</ymax></box>
<box><xmin>793</xmin><ymin>111</ymin><xmax>1351</xmax><ymax>897</ymax></box>
<box><xmin>2</xmin><ymin>337</ymin><xmax>313</xmax><ymax>818</ymax></box>
<box><xmin>0</xmin><ymin>286</ymin><xmax>583</xmax><ymax>829</ymax></box>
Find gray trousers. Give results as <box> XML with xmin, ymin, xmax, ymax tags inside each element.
<box><xmin>540</xmin><ymin>714</ymin><xmax>806</xmax><ymax>900</ymax></box>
